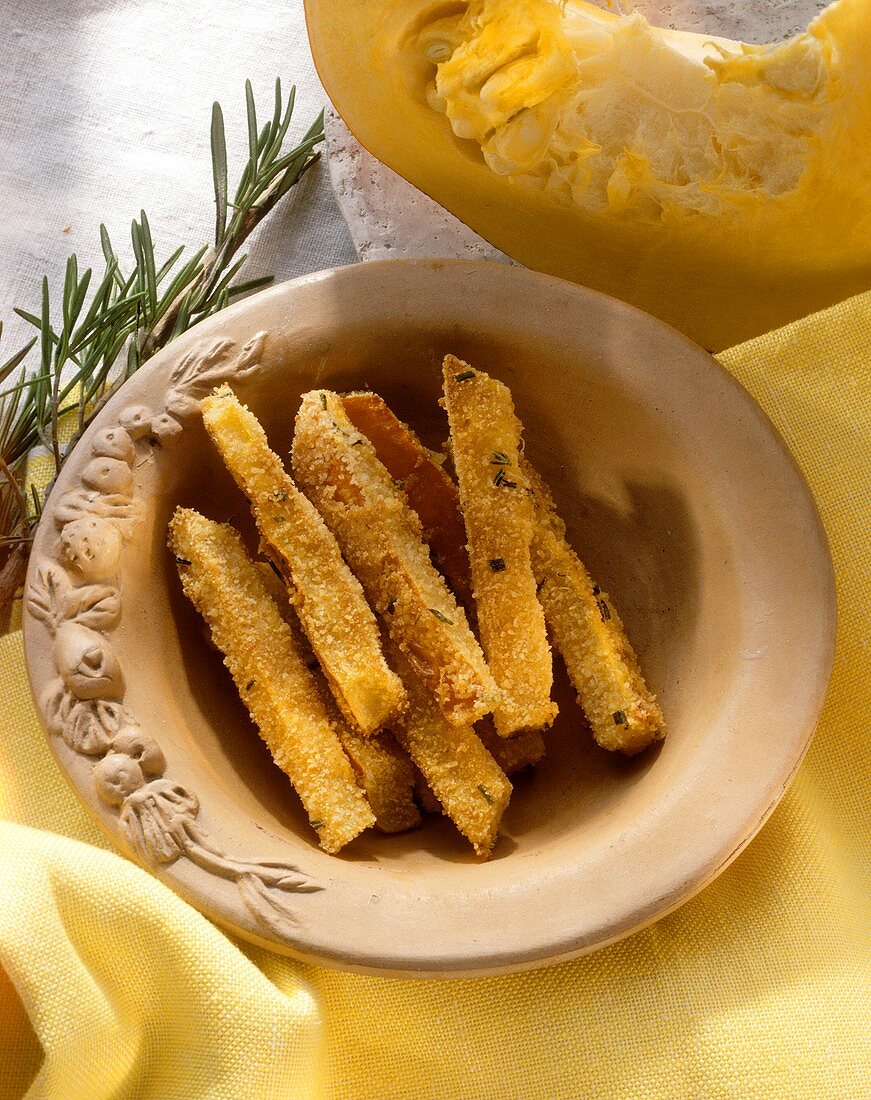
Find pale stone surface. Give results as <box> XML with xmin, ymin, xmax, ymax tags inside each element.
<box><xmin>620</xmin><ymin>0</ymin><xmax>829</xmax><ymax>40</ymax></box>
<box><xmin>325</xmin><ymin>109</ymin><xmax>513</xmax><ymax>266</ymax></box>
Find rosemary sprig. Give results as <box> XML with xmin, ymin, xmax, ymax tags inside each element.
<box><xmin>0</xmin><ymin>78</ymin><xmax>324</xmax><ymax>612</ymax></box>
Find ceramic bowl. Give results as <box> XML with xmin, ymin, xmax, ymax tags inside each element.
<box><xmin>23</xmin><ymin>260</ymin><xmax>835</xmax><ymax>977</ymax></box>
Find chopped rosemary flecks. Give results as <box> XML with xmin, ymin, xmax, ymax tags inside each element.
<box><xmin>477</xmin><ymin>784</ymin><xmax>494</xmax><ymax>805</ymax></box>
<box><xmin>429</xmin><ymin>607</ymin><xmax>454</xmax><ymax>625</ymax></box>
<box><xmin>393</xmin><ymin>476</ymin><xmax>407</xmax><ymax>491</ymax></box>
<box><xmin>454</xmin><ymin>370</ymin><xmax>475</xmax><ymax>381</ymax></box>
<box><xmin>246</xmin><ymin>680</ymin><xmax>255</xmax><ymax>691</ymax></box>
<box><xmin>612</xmin><ymin>710</ymin><xmax>626</xmax><ymax>725</ymax></box>
<box><xmin>272</xmin><ymin>488</ymin><xmax>288</xmax><ymax>501</ymax></box>
<box><xmin>490</xmin><ymin>450</ymin><xmax>510</xmax><ymax>465</ymax></box>
<box><xmin>310</xmin><ymin>819</ymin><xmax>324</xmax><ymax>830</ymax></box>
<box><xmin>274</xmin><ymin>514</ymin><xmax>286</xmax><ymax>523</ymax></box>
<box><xmin>592</xmin><ymin>585</ymin><xmax>601</xmax><ymax>596</ymax></box>
<box><xmin>319</xmin><ymin>393</ymin><xmax>327</xmax><ymax>410</ymax></box>
<box><xmin>493</xmin><ymin>468</ymin><xmax>517</xmax><ymax>488</ymax></box>
<box><xmin>596</xmin><ymin>598</ymin><xmax>611</xmax><ymax>622</ymax></box>
<box><xmin>488</xmin><ymin>557</ymin><xmax>506</xmax><ymax>572</ymax></box>
<box><xmin>175</xmin><ymin>556</ymin><xmax>192</xmax><ymax>566</ymax></box>
<box><xmin>267</xmin><ymin>558</ymin><xmax>282</xmax><ymax>579</ymax></box>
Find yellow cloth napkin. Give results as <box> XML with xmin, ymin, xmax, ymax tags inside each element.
<box><xmin>1</xmin><ymin>293</ymin><xmax>869</xmax><ymax>1100</ymax></box>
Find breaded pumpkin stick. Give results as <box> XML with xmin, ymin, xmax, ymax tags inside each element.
<box><xmin>442</xmin><ymin>356</ymin><xmax>557</xmax><ymax>737</ymax></box>
<box><xmin>168</xmin><ymin>508</ymin><xmax>374</xmax><ymax>852</ymax></box>
<box><xmin>292</xmin><ymin>389</ymin><xmax>496</xmax><ymax>727</ymax></box>
<box><xmin>342</xmin><ymin>392</ymin><xmax>473</xmax><ymax>607</ymax></box>
<box><xmin>256</xmin><ymin>562</ymin><xmax>420</xmax><ymax>832</ymax></box>
<box><xmin>388</xmin><ymin>644</ymin><xmax>511</xmax><ymax>858</ymax></box>
<box><xmin>413</xmin><ymin>768</ymin><xmax>443</xmax><ymax>816</ymax></box>
<box><xmin>477</xmin><ymin>721</ymin><xmax>545</xmax><ymax>775</ymax></box>
<box><xmin>341</xmin><ymin>395</ymin><xmax>548</xmax><ymax>774</ymax></box>
<box><xmin>201</xmin><ymin>386</ymin><xmax>405</xmax><ymax>737</ymax></box>
<box><xmin>524</xmin><ymin>462</ymin><xmax>666</xmax><ymax>755</ymax></box>
<box><xmin>336</xmin><ymin>728</ymin><xmax>420</xmax><ymax>833</ymax></box>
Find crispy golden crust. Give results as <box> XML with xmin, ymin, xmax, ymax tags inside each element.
<box><xmin>388</xmin><ymin>644</ymin><xmax>511</xmax><ymax>859</ymax></box>
<box><xmin>167</xmin><ymin>508</ymin><xmax>374</xmax><ymax>852</ymax></box>
<box><xmin>477</xmin><ymin>721</ymin><xmax>546</xmax><ymax>774</ymax></box>
<box><xmin>291</xmin><ymin>389</ymin><xmax>496</xmax><ymax>727</ymax></box>
<box><xmin>442</xmin><ymin>356</ymin><xmax>557</xmax><ymax>737</ymax></box>
<box><xmin>201</xmin><ymin>386</ymin><xmax>405</xmax><ymax>736</ymax></box>
<box><xmin>525</xmin><ymin>462</ymin><xmax>666</xmax><ymax>755</ymax></box>
<box><xmin>337</xmin><ymin>398</ymin><xmax>548</xmax><ymax>777</ymax></box>
<box><xmin>257</xmin><ymin>560</ymin><xmax>420</xmax><ymax>833</ymax></box>
<box><xmin>337</xmin><ymin>728</ymin><xmax>420</xmax><ymax>833</ymax></box>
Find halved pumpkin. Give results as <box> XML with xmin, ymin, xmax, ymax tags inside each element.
<box><xmin>305</xmin><ymin>0</ymin><xmax>871</xmax><ymax>349</ymax></box>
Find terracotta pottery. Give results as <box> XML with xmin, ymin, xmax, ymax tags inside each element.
<box><xmin>23</xmin><ymin>260</ymin><xmax>836</xmax><ymax>977</ymax></box>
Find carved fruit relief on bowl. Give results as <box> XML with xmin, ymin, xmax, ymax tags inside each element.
<box><xmin>26</xmin><ymin>331</ymin><xmax>322</xmax><ymax>939</ymax></box>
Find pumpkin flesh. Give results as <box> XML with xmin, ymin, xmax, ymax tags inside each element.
<box><xmin>306</xmin><ymin>0</ymin><xmax>871</xmax><ymax>349</ymax></box>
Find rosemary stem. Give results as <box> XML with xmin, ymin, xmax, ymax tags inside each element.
<box><xmin>0</xmin><ymin>455</ymin><xmax>29</xmax><ymax>539</ymax></box>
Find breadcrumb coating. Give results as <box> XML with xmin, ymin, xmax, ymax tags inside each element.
<box><xmin>343</xmin><ymin>393</ymin><xmax>551</xmax><ymax>776</ymax></box>
<box><xmin>342</xmin><ymin>392</ymin><xmax>473</xmax><ymax>607</ymax></box>
<box><xmin>524</xmin><ymin>462</ymin><xmax>666</xmax><ymax>755</ymax></box>
<box><xmin>413</xmin><ymin>767</ymin><xmax>443</xmax><ymax>815</ymax></box>
<box><xmin>442</xmin><ymin>356</ymin><xmax>557</xmax><ymax>737</ymax></box>
<box><xmin>168</xmin><ymin>508</ymin><xmax>374</xmax><ymax>852</ymax></box>
<box><xmin>256</xmin><ymin>561</ymin><xmax>420</xmax><ymax>833</ymax></box>
<box><xmin>292</xmin><ymin>389</ymin><xmax>496</xmax><ymax>727</ymax></box>
<box><xmin>388</xmin><ymin>644</ymin><xmax>511</xmax><ymax>858</ymax></box>
<box><xmin>478</xmin><ymin>721</ymin><xmax>546</xmax><ymax>774</ymax></box>
<box><xmin>201</xmin><ymin>386</ymin><xmax>405</xmax><ymax>736</ymax></box>
<box><xmin>336</xmin><ymin>727</ymin><xmax>421</xmax><ymax>833</ymax></box>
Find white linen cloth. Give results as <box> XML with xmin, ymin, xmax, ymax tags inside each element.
<box><xmin>0</xmin><ymin>0</ymin><xmax>357</xmax><ymax>357</ymax></box>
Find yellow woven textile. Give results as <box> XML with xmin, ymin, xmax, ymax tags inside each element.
<box><xmin>1</xmin><ymin>294</ymin><xmax>869</xmax><ymax>1099</ymax></box>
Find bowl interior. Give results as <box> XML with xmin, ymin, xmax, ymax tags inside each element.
<box><xmin>129</xmin><ymin>319</ymin><xmax>735</xmax><ymax>865</ymax></box>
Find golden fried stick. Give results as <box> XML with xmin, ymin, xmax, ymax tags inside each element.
<box><xmin>342</xmin><ymin>394</ymin><xmax>550</xmax><ymax>775</ymax></box>
<box><xmin>388</xmin><ymin>645</ymin><xmax>511</xmax><ymax>858</ymax></box>
<box><xmin>525</xmin><ymin>462</ymin><xmax>666</xmax><ymax>755</ymax></box>
<box><xmin>292</xmin><ymin>389</ymin><xmax>496</xmax><ymax>727</ymax></box>
<box><xmin>337</xmin><ymin>727</ymin><xmax>420</xmax><ymax>833</ymax></box>
<box><xmin>442</xmin><ymin>356</ymin><xmax>557</xmax><ymax>737</ymax></box>
<box><xmin>257</xmin><ymin>562</ymin><xmax>420</xmax><ymax>834</ymax></box>
<box><xmin>477</xmin><ymin>722</ymin><xmax>545</xmax><ymax>775</ymax></box>
<box><xmin>413</xmin><ymin>768</ymin><xmax>443</xmax><ymax>815</ymax></box>
<box><xmin>342</xmin><ymin>392</ymin><xmax>473</xmax><ymax>607</ymax></box>
<box><xmin>168</xmin><ymin>508</ymin><xmax>374</xmax><ymax>852</ymax></box>
<box><xmin>201</xmin><ymin>386</ymin><xmax>405</xmax><ymax>736</ymax></box>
